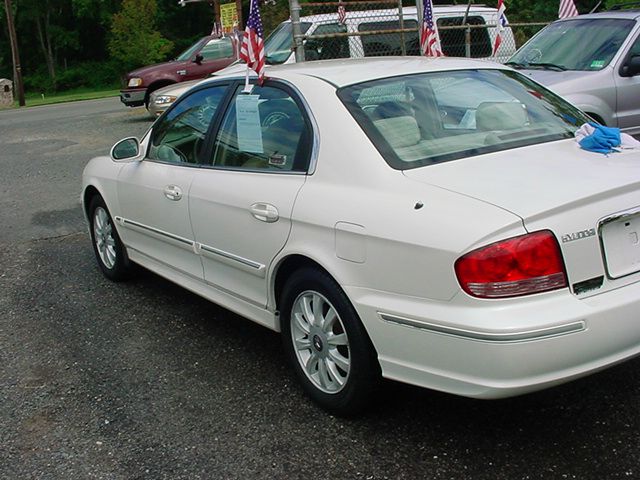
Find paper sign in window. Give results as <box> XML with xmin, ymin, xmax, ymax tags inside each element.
<box><xmin>236</xmin><ymin>95</ymin><xmax>263</xmax><ymax>154</ymax></box>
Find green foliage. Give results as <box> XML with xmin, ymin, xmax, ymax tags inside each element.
<box><xmin>261</xmin><ymin>0</ymin><xmax>291</xmax><ymax>35</ymax></box>
<box><xmin>108</xmin><ymin>0</ymin><xmax>174</xmax><ymax>72</ymax></box>
<box><xmin>71</xmin><ymin>0</ymin><xmax>120</xmax><ymax>26</ymax></box>
<box><xmin>24</xmin><ymin>61</ymin><xmax>121</xmax><ymax>92</ymax></box>
<box><xmin>499</xmin><ymin>0</ymin><xmax>624</xmax><ymax>21</ymax></box>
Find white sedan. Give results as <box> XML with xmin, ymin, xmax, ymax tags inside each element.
<box><xmin>82</xmin><ymin>57</ymin><xmax>640</xmax><ymax>415</ymax></box>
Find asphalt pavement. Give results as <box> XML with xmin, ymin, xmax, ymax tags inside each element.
<box><xmin>1</xmin><ymin>99</ymin><xmax>640</xmax><ymax>479</ymax></box>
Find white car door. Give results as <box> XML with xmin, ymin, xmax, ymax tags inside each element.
<box><xmin>116</xmin><ymin>85</ymin><xmax>230</xmax><ymax>278</ymax></box>
<box><xmin>189</xmin><ymin>83</ymin><xmax>313</xmax><ymax>307</ymax></box>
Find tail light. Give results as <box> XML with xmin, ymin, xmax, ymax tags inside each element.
<box><xmin>455</xmin><ymin>230</ymin><xmax>567</xmax><ymax>298</ymax></box>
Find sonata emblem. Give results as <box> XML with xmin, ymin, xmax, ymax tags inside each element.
<box><xmin>177</xmin><ymin>70</ymin><xmax>187</xmax><ymax>76</ymax></box>
<box><xmin>561</xmin><ymin>228</ymin><xmax>596</xmax><ymax>243</ymax></box>
<box><xmin>312</xmin><ymin>335</ymin><xmax>323</xmax><ymax>352</ymax></box>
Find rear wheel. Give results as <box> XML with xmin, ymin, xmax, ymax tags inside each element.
<box><xmin>89</xmin><ymin>195</ymin><xmax>132</xmax><ymax>281</ymax></box>
<box><xmin>280</xmin><ymin>268</ymin><xmax>380</xmax><ymax>416</ymax></box>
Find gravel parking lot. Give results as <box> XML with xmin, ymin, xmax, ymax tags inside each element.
<box><xmin>1</xmin><ymin>99</ymin><xmax>640</xmax><ymax>479</ymax></box>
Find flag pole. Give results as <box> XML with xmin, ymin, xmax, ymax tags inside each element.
<box><xmin>244</xmin><ymin>64</ymin><xmax>251</xmax><ymax>92</ymax></box>
<box><xmin>243</xmin><ymin>0</ymin><xmax>253</xmax><ymax>92</ymax></box>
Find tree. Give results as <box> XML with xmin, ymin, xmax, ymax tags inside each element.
<box><xmin>108</xmin><ymin>0</ymin><xmax>174</xmax><ymax>71</ymax></box>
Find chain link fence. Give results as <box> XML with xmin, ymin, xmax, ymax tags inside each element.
<box><xmin>294</xmin><ymin>1</ymin><xmax>548</xmax><ymax>63</ymax></box>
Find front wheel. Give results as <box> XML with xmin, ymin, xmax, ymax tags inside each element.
<box><xmin>280</xmin><ymin>268</ymin><xmax>380</xmax><ymax>416</ymax></box>
<box><xmin>89</xmin><ymin>195</ymin><xmax>132</xmax><ymax>281</ymax></box>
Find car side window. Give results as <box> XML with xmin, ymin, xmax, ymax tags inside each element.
<box><xmin>359</xmin><ymin>20</ymin><xmax>419</xmax><ymax>56</ymax></box>
<box><xmin>200</xmin><ymin>37</ymin><xmax>233</xmax><ymax>60</ymax></box>
<box><xmin>628</xmin><ymin>34</ymin><xmax>640</xmax><ymax>57</ymax></box>
<box><xmin>306</xmin><ymin>23</ymin><xmax>349</xmax><ymax>60</ymax></box>
<box><xmin>148</xmin><ymin>86</ymin><xmax>227</xmax><ymax>165</ymax></box>
<box><xmin>211</xmin><ymin>85</ymin><xmax>311</xmax><ymax>172</ymax></box>
<box><xmin>437</xmin><ymin>16</ymin><xmax>492</xmax><ymax>58</ymax></box>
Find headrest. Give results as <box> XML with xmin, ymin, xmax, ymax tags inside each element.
<box><xmin>373</xmin><ymin>116</ymin><xmax>420</xmax><ymax>149</ymax></box>
<box><xmin>476</xmin><ymin>102</ymin><xmax>528</xmax><ymax>131</ymax></box>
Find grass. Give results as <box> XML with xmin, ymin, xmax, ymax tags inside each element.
<box><xmin>12</xmin><ymin>87</ymin><xmax>120</xmax><ymax>108</ymax></box>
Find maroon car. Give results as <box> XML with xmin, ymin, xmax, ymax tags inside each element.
<box><xmin>120</xmin><ymin>35</ymin><xmax>236</xmax><ymax>108</ymax></box>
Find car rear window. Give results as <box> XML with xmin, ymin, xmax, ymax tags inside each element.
<box><xmin>338</xmin><ymin>69</ymin><xmax>591</xmax><ymax>170</ymax></box>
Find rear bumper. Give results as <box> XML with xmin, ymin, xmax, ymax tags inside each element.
<box><xmin>120</xmin><ymin>88</ymin><xmax>146</xmax><ymax>107</ymax></box>
<box><xmin>347</xmin><ymin>277</ymin><xmax>640</xmax><ymax>398</ymax></box>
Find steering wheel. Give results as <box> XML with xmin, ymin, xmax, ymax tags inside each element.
<box><xmin>261</xmin><ymin>110</ymin><xmax>291</xmax><ymax>128</ymax></box>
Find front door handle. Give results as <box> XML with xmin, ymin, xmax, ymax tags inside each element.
<box><xmin>163</xmin><ymin>185</ymin><xmax>183</xmax><ymax>201</ymax></box>
<box><xmin>250</xmin><ymin>203</ymin><xmax>279</xmax><ymax>223</ymax></box>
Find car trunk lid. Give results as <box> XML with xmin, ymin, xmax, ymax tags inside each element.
<box><xmin>403</xmin><ymin>138</ymin><xmax>640</xmax><ymax>296</ymax></box>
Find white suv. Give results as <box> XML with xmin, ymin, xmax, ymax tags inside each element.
<box><xmin>267</xmin><ymin>5</ymin><xmax>514</xmax><ymax>64</ymax></box>
<box><xmin>148</xmin><ymin>5</ymin><xmax>514</xmax><ymax>116</ymax></box>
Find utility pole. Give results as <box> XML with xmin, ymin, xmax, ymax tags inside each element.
<box><xmin>3</xmin><ymin>0</ymin><xmax>25</xmax><ymax>106</ymax></box>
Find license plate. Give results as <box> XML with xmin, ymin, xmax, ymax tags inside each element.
<box><xmin>600</xmin><ymin>212</ymin><xmax>640</xmax><ymax>278</ymax></box>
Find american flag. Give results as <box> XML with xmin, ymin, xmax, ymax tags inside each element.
<box><xmin>420</xmin><ymin>0</ymin><xmax>443</xmax><ymax>57</ymax></box>
<box><xmin>558</xmin><ymin>0</ymin><xmax>579</xmax><ymax>19</ymax></box>
<box><xmin>338</xmin><ymin>4</ymin><xmax>346</xmax><ymax>25</ymax></box>
<box><xmin>492</xmin><ymin>0</ymin><xmax>507</xmax><ymax>57</ymax></box>
<box><xmin>240</xmin><ymin>0</ymin><xmax>265</xmax><ymax>81</ymax></box>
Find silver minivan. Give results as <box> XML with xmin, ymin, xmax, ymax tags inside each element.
<box><xmin>507</xmin><ymin>10</ymin><xmax>640</xmax><ymax>135</ymax></box>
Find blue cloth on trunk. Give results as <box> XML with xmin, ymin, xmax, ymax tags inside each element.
<box><xmin>578</xmin><ymin>122</ymin><xmax>621</xmax><ymax>154</ymax></box>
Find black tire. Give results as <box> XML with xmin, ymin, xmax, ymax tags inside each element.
<box><xmin>88</xmin><ymin>195</ymin><xmax>132</xmax><ymax>282</ymax></box>
<box><xmin>280</xmin><ymin>268</ymin><xmax>380</xmax><ymax>416</ymax></box>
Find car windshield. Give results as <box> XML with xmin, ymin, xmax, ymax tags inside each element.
<box><xmin>338</xmin><ymin>69</ymin><xmax>591</xmax><ymax>170</ymax></box>
<box><xmin>176</xmin><ymin>37</ymin><xmax>207</xmax><ymax>61</ymax></box>
<box><xmin>509</xmin><ymin>18</ymin><xmax>635</xmax><ymax>71</ymax></box>
<box><xmin>263</xmin><ymin>22</ymin><xmax>312</xmax><ymax>64</ymax></box>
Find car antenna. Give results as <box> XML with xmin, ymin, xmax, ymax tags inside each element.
<box><xmin>589</xmin><ymin>1</ymin><xmax>602</xmax><ymax>13</ymax></box>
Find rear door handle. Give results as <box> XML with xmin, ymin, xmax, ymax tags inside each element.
<box><xmin>250</xmin><ymin>203</ymin><xmax>279</xmax><ymax>223</ymax></box>
<box><xmin>164</xmin><ymin>185</ymin><xmax>183</xmax><ymax>201</ymax></box>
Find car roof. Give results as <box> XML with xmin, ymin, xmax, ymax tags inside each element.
<box><xmin>296</xmin><ymin>5</ymin><xmax>499</xmax><ymax>23</ymax></box>
<box><xmin>212</xmin><ymin>57</ymin><xmax>508</xmax><ymax>88</ymax></box>
<box><xmin>554</xmin><ymin>10</ymin><xmax>640</xmax><ymax>20</ymax></box>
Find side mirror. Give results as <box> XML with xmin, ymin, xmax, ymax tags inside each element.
<box><xmin>193</xmin><ymin>53</ymin><xmax>204</xmax><ymax>65</ymax></box>
<box><xmin>621</xmin><ymin>55</ymin><xmax>640</xmax><ymax>77</ymax></box>
<box><xmin>110</xmin><ymin>137</ymin><xmax>140</xmax><ymax>161</ymax></box>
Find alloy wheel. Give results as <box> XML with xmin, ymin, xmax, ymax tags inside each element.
<box><xmin>290</xmin><ymin>290</ymin><xmax>351</xmax><ymax>394</ymax></box>
<box><xmin>93</xmin><ymin>206</ymin><xmax>117</xmax><ymax>270</ymax></box>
